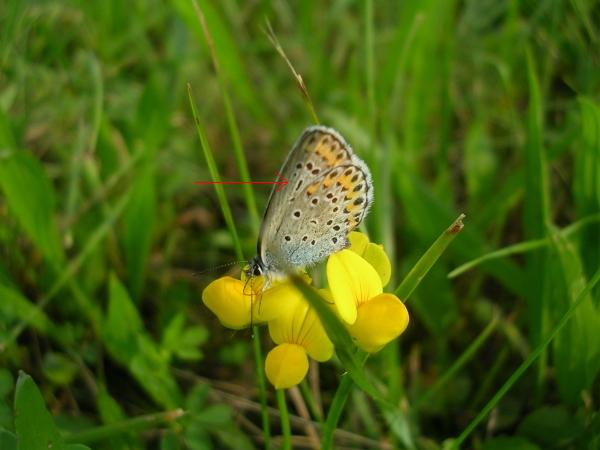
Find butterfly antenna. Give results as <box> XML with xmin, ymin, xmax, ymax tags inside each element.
<box><xmin>194</xmin><ymin>260</ymin><xmax>248</xmax><ymax>277</ymax></box>
<box><xmin>249</xmin><ymin>275</ymin><xmax>255</xmax><ymax>335</ymax></box>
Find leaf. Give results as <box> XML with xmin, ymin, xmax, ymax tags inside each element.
<box><xmin>160</xmin><ymin>431</ymin><xmax>181</xmax><ymax>450</ymax></box>
<box><xmin>130</xmin><ymin>337</ymin><xmax>182</xmax><ymax>408</ymax></box>
<box><xmin>103</xmin><ymin>274</ymin><xmax>182</xmax><ymax>408</ymax></box>
<box><xmin>0</xmin><ymin>404</ymin><xmax>11</xmax><ymax>430</ymax></box>
<box><xmin>0</xmin><ymin>428</ymin><xmax>17</xmax><ymax>450</ymax></box>
<box><xmin>0</xmin><ymin>151</ymin><xmax>64</xmax><ymax>266</ymax></box>
<box><xmin>161</xmin><ymin>314</ymin><xmax>186</xmax><ymax>356</ymax></box>
<box><xmin>482</xmin><ymin>436</ymin><xmax>540</xmax><ymax>450</ymax></box>
<box><xmin>97</xmin><ymin>384</ymin><xmax>125</xmax><ymax>424</ymax></box>
<box><xmin>42</xmin><ymin>352</ymin><xmax>78</xmax><ymax>386</ymax></box>
<box><xmin>161</xmin><ymin>314</ymin><xmax>208</xmax><ymax>361</ymax></box>
<box><xmin>14</xmin><ymin>371</ymin><xmax>66</xmax><ymax>450</ymax></box>
<box><xmin>212</xmin><ymin>425</ymin><xmax>255</xmax><ymax>450</ymax></box>
<box><xmin>549</xmin><ymin>230</ymin><xmax>600</xmax><ymax>405</ymax></box>
<box><xmin>176</xmin><ymin>327</ymin><xmax>208</xmax><ymax>361</ymax></box>
<box><xmin>0</xmin><ymin>368</ymin><xmax>14</xmax><ymax>399</ymax></box>
<box><xmin>194</xmin><ymin>404</ymin><xmax>232</xmax><ymax>428</ymax></box>
<box><xmin>103</xmin><ymin>273</ymin><xmax>144</xmax><ymax>364</ymax></box>
<box><xmin>574</xmin><ymin>98</ymin><xmax>600</xmax><ymax>284</ymax></box>
<box><xmin>0</xmin><ymin>283</ymin><xmax>52</xmax><ymax>334</ymax></box>
<box><xmin>517</xmin><ymin>406</ymin><xmax>584</xmax><ymax>447</ymax></box>
<box><xmin>121</xmin><ymin>162</ymin><xmax>156</xmax><ymax>302</ymax></box>
<box><xmin>184</xmin><ymin>424</ymin><xmax>212</xmax><ymax>450</ymax></box>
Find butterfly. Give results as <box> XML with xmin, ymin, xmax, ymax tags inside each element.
<box><xmin>247</xmin><ymin>126</ymin><xmax>373</xmax><ymax>286</ymax></box>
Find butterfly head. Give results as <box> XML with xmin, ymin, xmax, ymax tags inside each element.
<box><xmin>246</xmin><ymin>256</ymin><xmax>266</xmax><ymax>279</ymax></box>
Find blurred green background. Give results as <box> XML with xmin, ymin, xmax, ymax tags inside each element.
<box><xmin>1</xmin><ymin>0</ymin><xmax>600</xmax><ymax>448</ymax></box>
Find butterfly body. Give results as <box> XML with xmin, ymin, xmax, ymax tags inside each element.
<box><xmin>248</xmin><ymin>126</ymin><xmax>373</xmax><ymax>285</ymax></box>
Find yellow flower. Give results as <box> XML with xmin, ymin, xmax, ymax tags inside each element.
<box><xmin>265</xmin><ymin>296</ymin><xmax>334</xmax><ymax>389</ymax></box>
<box><xmin>327</xmin><ymin>247</ymin><xmax>409</xmax><ymax>353</ymax></box>
<box><xmin>202</xmin><ymin>274</ymin><xmax>304</xmax><ymax>329</ymax></box>
<box><xmin>348</xmin><ymin>231</ymin><xmax>391</xmax><ymax>286</ymax></box>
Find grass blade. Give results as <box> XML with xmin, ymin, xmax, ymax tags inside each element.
<box><xmin>448</xmin><ymin>213</ymin><xmax>600</xmax><ymax>278</ymax></box>
<box><xmin>395</xmin><ymin>214</ymin><xmax>465</xmax><ymax>301</ymax></box>
<box><xmin>187</xmin><ymin>83</ymin><xmax>244</xmax><ymax>261</ymax></box>
<box><xmin>522</xmin><ymin>49</ymin><xmax>551</xmax><ymax>401</ymax></box>
<box><xmin>192</xmin><ymin>0</ymin><xmax>260</xmax><ymax>232</ymax></box>
<box><xmin>0</xmin><ymin>150</ymin><xmax>64</xmax><ymax>267</ymax></box>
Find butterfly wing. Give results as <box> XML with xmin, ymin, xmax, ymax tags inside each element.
<box><xmin>258</xmin><ymin>126</ymin><xmax>373</xmax><ymax>272</ymax></box>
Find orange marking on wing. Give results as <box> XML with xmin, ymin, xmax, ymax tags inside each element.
<box><xmin>347</xmin><ymin>218</ymin><xmax>358</xmax><ymax>230</ymax></box>
<box><xmin>344</xmin><ymin>203</ymin><xmax>356</xmax><ymax>214</ymax></box>
<box><xmin>314</xmin><ymin>140</ymin><xmax>338</xmax><ymax>167</ymax></box>
<box><xmin>333</xmin><ymin>173</ymin><xmax>355</xmax><ymax>193</ymax></box>
<box><xmin>306</xmin><ymin>183</ymin><xmax>319</xmax><ymax>196</ymax></box>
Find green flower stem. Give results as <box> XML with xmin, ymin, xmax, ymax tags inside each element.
<box><xmin>321</xmin><ymin>374</ymin><xmax>353</xmax><ymax>450</ymax></box>
<box><xmin>414</xmin><ymin>315</ymin><xmax>498</xmax><ymax>411</ymax></box>
<box><xmin>322</xmin><ymin>352</ymin><xmax>369</xmax><ymax>450</ymax></box>
<box><xmin>191</xmin><ymin>0</ymin><xmax>260</xmax><ymax>233</ymax></box>
<box><xmin>276</xmin><ymin>389</ymin><xmax>292</xmax><ymax>450</ymax></box>
<box><xmin>395</xmin><ymin>213</ymin><xmax>466</xmax><ymax>301</ymax></box>
<box><xmin>450</xmin><ymin>266</ymin><xmax>600</xmax><ymax>449</ymax></box>
<box><xmin>252</xmin><ymin>326</ymin><xmax>271</xmax><ymax>450</ymax></box>
<box><xmin>187</xmin><ymin>84</ymin><xmax>244</xmax><ymax>262</ymax></box>
<box><xmin>299</xmin><ymin>379</ymin><xmax>323</xmax><ymax>423</ymax></box>
<box><xmin>65</xmin><ymin>409</ymin><xmax>185</xmax><ymax>444</ymax></box>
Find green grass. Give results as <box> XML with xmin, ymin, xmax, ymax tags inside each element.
<box><xmin>1</xmin><ymin>1</ymin><xmax>600</xmax><ymax>449</ymax></box>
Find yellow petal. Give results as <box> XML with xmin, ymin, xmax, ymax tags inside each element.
<box><xmin>265</xmin><ymin>343</ymin><xmax>309</xmax><ymax>389</ymax></box>
<box><xmin>347</xmin><ymin>293</ymin><xmax>409</xmax><ymax>353</ymax></box>
<box><xmin>255</xmin><ymin>282</ymin><xmax>303</xmax><ymax>322</ymax></box>
<box><xmin>327</xmin><ymin>250</ymin><xmax>383</xmax><ymax>324</ymax></box>
<box><xmin>363</xmin><ymin>243</ymin><xmax>392</xmax><ymax>287</ymax></box>
<box><xmin>348</xmin><ymin>231</ymin><xmax>369</xmax><ymax>255</ymax></box>
<box><xmin>268</xmin><ymin>296</ymin><xmax>334</xmax><ymax>362</ymax></box>
<box><xmin>202</xmin><ymin>277</ymin><xmax>252</xmax><ymax>329</ymax></box>
<box><xmin>268</xmin><ymin>297</ymin><xmax>309</xmax><ymax>345</ymax></box>
<box><xmin>299</xmin><ymin>307</ymin><xmax>334</xmax><ymax>362</ymax></box>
